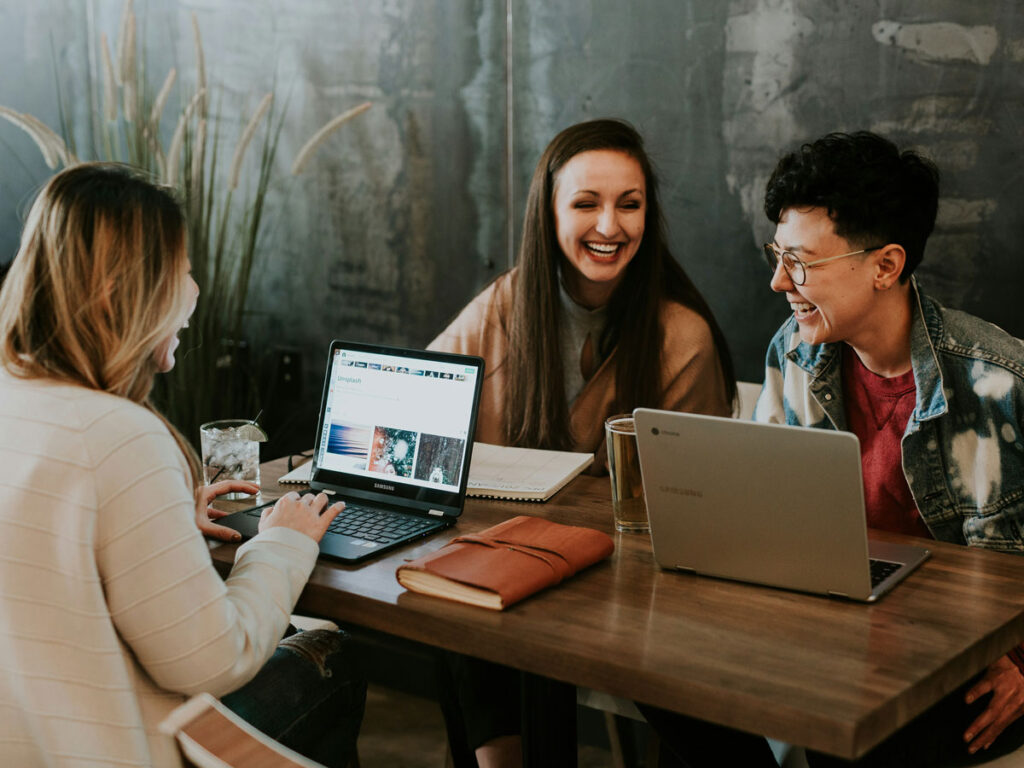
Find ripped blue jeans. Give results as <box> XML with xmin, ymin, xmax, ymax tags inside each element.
<box><xmin>221</xmin><ymin>628</ymin><xmax>366</xmax><ymax>768</ymax></box>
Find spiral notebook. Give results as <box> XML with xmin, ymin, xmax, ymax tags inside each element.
<box><xmin>279</xmin><ymin>443</ymin><xmax>593</xmax><ymax>502</ymax></box>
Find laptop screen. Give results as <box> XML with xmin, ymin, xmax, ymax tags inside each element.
<box><xmin>311</xmin><ymin>341</ymin><xmax>484</xmax><ymax>511</ymax></box>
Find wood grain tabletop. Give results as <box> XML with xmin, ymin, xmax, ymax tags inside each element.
<box><xmin>208</xmin><ymin>456</ymin><xmax>1024</xmax><ymax>758</ymax></box>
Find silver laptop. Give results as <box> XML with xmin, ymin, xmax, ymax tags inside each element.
<box><xmin>633</xmin><ymin>409</ymin><xmax>930</xmax><ymax>601</ymax></box>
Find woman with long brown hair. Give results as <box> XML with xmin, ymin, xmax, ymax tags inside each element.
<box><xmin>431</xmin><ymin>118</ymin><xmax>735</xmax><ymax>463</ymax></box>
<box><xmin>0</xmin><ymin>163</ymin><xmax>363</xmax><ymax>767</ymax></box>
<box><xmin>430</xmin><ymin>119</ymin><xmax>736</xmax><ymax>767</ymax></box>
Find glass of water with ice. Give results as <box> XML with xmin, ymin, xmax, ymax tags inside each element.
<box><xmin>199</xmin><ymin>419</ymin><xmax>266</xmax><ymax>499</ymax></box>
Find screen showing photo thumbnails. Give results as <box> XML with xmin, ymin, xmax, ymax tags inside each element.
<box><xmin>316</xmin><ymin>349</ymin><xmax>478</xmax><ymax>492</ymax></box>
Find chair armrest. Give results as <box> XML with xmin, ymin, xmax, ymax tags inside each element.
<box><xmin>160</xmin><ymin>692</ymin><xmax>325</xmax><ymax>768</ymax></box>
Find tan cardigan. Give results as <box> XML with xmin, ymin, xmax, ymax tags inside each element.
<box><xmin>429</xmin><ymin>272</ymin><xmax>731</xmax><ymax>460</ymax></box>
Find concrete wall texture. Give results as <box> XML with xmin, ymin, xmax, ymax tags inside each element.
<box><xmin>1</xmin><ymin>0</ymin><xmax>1022</xmax><ymax>413</ymax></box>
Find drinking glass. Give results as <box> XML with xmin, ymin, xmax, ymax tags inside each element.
<box><xmin>605</xmin><ymin>414</ymin><xmax>648</xmax><ymax>533</ymax></box>
<box><xmin>200</xmin><ymin>419</ymin><xmax>261</xmax><ymax>499</ymax></box>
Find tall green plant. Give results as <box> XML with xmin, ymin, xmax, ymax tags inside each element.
<box><xmin>0</xmin><ymin>0</ymin><xmax>370</xmax><ymax>445</ymax></box>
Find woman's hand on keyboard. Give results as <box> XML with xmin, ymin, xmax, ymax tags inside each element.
<box><xmin>259</xmin><ymin>491</ymin><xmax>346</xmax><ymax>543</ymax></box>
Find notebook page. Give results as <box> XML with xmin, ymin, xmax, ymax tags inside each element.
<box><xmin>467</xmin><ymin>443</ymin><xmax>593</xmax><ymax>497</ymax></box>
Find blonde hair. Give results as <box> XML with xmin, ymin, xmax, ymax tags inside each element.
<box><xmin>0</xmin><ymin>162</ymin><xmax>201</xmax><ymax>485</ymax></box>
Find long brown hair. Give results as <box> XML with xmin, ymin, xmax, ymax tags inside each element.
<box><xmin>0</xmin><ymin>162</ymin><xmax>202</xmax><ymax>485</ymax></box>
<box><xmin>505</xmin><ymin>119</ymin><xmax>737</xmax><ymax>449</ymax></box>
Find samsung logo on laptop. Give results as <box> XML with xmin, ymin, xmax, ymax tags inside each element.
<box><xmin>373</xmin><ymin>482</ymin><xmax>395</xmax><ymax>492</ymax></box>
<box><xmin>660</xmin><ymin>486</ymin><xmax>703</xmax><ymax>498</ymax></box>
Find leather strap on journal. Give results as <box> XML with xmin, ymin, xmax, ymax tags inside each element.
<box><xmin>448</xmin><ymin>533</ymin><xmax>574</xmax><ymax>582</ymax></box>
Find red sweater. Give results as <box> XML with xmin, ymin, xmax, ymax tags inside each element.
<box><xmin>842</xmin><ymin>345</ymin><xmax>931</xmax><ymax>539</ymax></box>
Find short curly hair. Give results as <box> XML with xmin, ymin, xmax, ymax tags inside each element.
<box><xmin>764</xmin><ymin>131</ymin><xmax>939</xmax><ymax>280</ymax></box>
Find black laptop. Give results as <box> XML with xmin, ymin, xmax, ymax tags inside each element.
<box><xmin>221</xmin><ymin>340</ymin><xmax>484</xmax><ymax>563</ymax></box>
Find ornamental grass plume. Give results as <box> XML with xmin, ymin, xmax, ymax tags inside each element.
<box><xmin>100</xmin><ymin>34</ymin><xmax>118</xmax><ymax>123</ymax></box>
<box><xmin>291</xmin><ymin>101</ymin><xmax>372</xmax><ymax>176</ymax></box>
<box><xmin>146</xmin><ymin>68</ymin><xmax>176</xmax><ymax>175</ymax></box>
<box><xmin>192</xmin><ymin>13</ymin><xmax>207</xmax><ymax>117</ymax></box>
<box><xmin>115</xmin><ymin>0</ymin><xmax>134</xmax><ymax>81</ymax></box>
<box><xmin>0</xmin><ymin>108</ymin><xmax>56</xmax><ymax>167</ymax></box>
<box><xmin>20</xmin><ymin>114</ymin><xmax>74</xmax><ymax>167</ymax></box>
<box><xmin>148</xmin><ymin>67</ymin><xmax>176</xmax><ymax>131</ymax></box>
<box><xmin>0</xmin><ymin>1</ymin><xmax>370</xmax><ymax>444</ymax></box>
<box><xmin>120</xmin><ymin>13</ymin><xmax>137</xmax><ymax>123</ymax></box>
<box><xmin>228</xmin><ymin>93</ymin><xmax>273</xmax><ymax>190</ymax></box>
<box><xmin>165</xmin><ymin>88</ymin><xmax>205</xmax><ymax>188</ymax></box>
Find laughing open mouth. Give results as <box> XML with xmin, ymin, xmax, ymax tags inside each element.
<box><xmin>584</xmin><ymin>241</ymin><xmax>623</xmax><ymax>259</ymax></box>
<box><xmin>791</xmin><ymin>301</ymin><xmax>818</xmax><ymax>319</ymax></box>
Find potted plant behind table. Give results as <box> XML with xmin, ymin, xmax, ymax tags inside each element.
<box><xmin>0</xmin><ymin>0</ymin><xmax>370</xmax><ymax>447</ymax></box>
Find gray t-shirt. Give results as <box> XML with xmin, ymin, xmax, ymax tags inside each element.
<box><xmin>558</xmin><ymin>282</ymin><xmax>609</xmax><ymax>405</ymax></box>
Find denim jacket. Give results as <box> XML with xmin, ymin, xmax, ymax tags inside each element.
<box><xmin>754</xmin><ymin>280</ymin><xmax>1024</xmax><ymax>552</ymax></box>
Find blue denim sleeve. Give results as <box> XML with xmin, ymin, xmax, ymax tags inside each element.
<box><xmin>753</xmin><ymin>321</ymin><xmax>791</xmax><ymax>425</ymax></box>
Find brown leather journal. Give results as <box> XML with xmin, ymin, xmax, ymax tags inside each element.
<box><xmin>395</xmin><ymin>515</ymin><xmax>615</xmax><ymax>610</ymax></box>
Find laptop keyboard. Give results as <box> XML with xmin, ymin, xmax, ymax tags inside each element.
<box><xmin>869</xmin><ymin>558</ymin><xmax>902</xmax><ymax>587</ymax></box>
<box><xmin>244</xmin><ymin>502</ymin><xmax>437</xmax><ymax>545</ymax></box>
<box><xmin>326</xmin><ymin>503</ymin><xmax>438</xmax><ymax>543</ymax></box>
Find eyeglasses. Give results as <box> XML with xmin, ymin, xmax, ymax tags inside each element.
<box><xmin>762</xmin><ymin>243</ymin><xmax>884</xmax><ymax>286</ymax></box>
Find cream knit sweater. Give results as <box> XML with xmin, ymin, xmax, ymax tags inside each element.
<box><xmin>0</xmin><ymin>371</ymin><xmax>319</xmax><ymax>766</ymax></box>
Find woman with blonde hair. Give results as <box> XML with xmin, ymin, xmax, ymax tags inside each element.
<box><xmin>0</xmin><ymin>163</ymin><xmax>363</xmax><ymax>767</ymax></box>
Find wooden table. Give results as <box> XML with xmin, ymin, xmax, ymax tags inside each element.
<box><xmin>210</xmin><ymin>457</ymin><xmax>1024</xmax><ymax>761</ymax></box>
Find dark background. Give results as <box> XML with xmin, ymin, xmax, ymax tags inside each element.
<box><xmin>1</xmin><ymin>0</ymin><xmax>1021</xmax><ymax>453</ymax></box>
